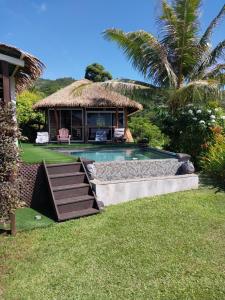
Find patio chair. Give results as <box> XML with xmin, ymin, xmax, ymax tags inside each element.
<box><xmin>57</xmin><ymin>128</ymin><xmax>71</xmax><ymax>144</ymax></box>
<box><xmin>95</xmin><ymin>129</ymin><xmax>107</xmax><ymax>142</ymax></box>
<box><xmin>113</xmin><ymin>128</ymin><xmax>126</xmax><ymax>143</ymax></box>
<box><xmin>35</xmin><ymin>132</ymin><xmax>49</xmax><ymax>144</ymax></box>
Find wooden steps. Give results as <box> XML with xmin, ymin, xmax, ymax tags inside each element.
<box><xmin>44</xmin><ymin>161</ymin><xmax>100</xmax><ymax>221</ymax></box>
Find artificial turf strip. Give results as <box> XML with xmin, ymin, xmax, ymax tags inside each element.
<box><xmin>15</xmin><ymin>208</ymin><xmax>55</xmax><ymax>231</ymax></box>
<box><xmin>0</xmin><ymin>208</ymin><xmax>55</xmax><ymax>232</ymax></box>
<box><xmin>20</xmin><ymin>143</ymin><xmax>76</xmax><ymax>164</ymax></box>
<box><xmin>1</xmin><ymin>188</ymin><xmax>225</xmax><ymax>299</ymax></box>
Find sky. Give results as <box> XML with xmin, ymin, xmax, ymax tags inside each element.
<box><xmin>1</xmin><ymin>0</ymin><xmax>225</xmax><ymax>81</ymax></box>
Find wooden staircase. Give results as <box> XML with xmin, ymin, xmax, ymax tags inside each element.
<box><xmin>44</xmin><ymin>161</ymin><xmax>100</xmax><ymax>221</ymax></box>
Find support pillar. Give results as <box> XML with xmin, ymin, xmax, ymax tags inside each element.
<box><xmin>54</xmin><ymin>109</ymin><xmax>59</xmax><ymax>137</ymax></box>
<box><xmin>1</xmin><ymin>60</ymin><xmax>11</xmax><ymax>104</ymax></box>
<box><xmin>115</xmin><ymin>108</ymin><xmax>119</xmax><ymax>128</ymax></box>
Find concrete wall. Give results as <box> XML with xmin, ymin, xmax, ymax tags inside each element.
<box><xmin>92</xmin><ymin>174</ymin><xmax>199</xmax><ymax>206</ymax></box>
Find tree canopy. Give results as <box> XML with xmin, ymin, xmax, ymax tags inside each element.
<box><xmin>85</xmin><ymin>63</ymin><xmax>112</xmax><ymax>82</ymax></box>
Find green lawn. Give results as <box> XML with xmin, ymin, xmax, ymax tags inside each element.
<box><xmin>1</xmin><ymin>188</ymin><xmax>225</xmax><ymax>299</ymax></box>
<box><xmin>20</xmin><ymin>143</ymin><xmax>76</xmax><ymax>164</ymax></box>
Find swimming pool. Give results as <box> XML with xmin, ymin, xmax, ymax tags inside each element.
<box><xmin>70</xmin><ymin>147</ymin><xmax>176</xmax><ymax>162</ymax></box>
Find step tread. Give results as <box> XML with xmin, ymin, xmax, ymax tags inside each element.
<box><xmin>56</xmin><ymin>195</ymin><xmax>95</xmax><ymax>205</ymax></box>
<box><xmin>50</xmin><ymin>172</ymin><xmax>85</xmax><ymax>179</ymax></box>
<box><xmin>46</xmin><ymin>162</ymin><xmax>81</xmax><ymax>167</ymax></box>
<box><xmin>59</xmin><ymin>208</ymin><xmax>99</xmax><ymax>221</ymax></box>
<box><xmin>53</xmin><ymin>183</ymin><xmax>89</xmax><ymax>191</ymax></box>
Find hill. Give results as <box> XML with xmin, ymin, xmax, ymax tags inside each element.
<box><xmin>31</xmin><ymin>77</ymin><xmax>75</xmax><ymax>96</ymax></box>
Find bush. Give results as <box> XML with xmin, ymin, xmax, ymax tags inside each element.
<box><xmin>200</xmin><ymin>132</ymin><xmax>225</xmax><ymax>185</ymax></box>
<box><xmin>17</xmin><ymin>90</ymin><xmax>45</xmax><ymax>142</ymax></box>
<box><xmin>0</xmin><ymin>103</ymin><xmax>23</xmax><ymax>222</ymax></box>
<box><xmin>129</xmin><ymin>116</ymin><xmax>169</xmax><ymax>148</ymax></box>
<box><xmin>155</xmin><ymin>105</ymin><xmax>225</xmax><ymax>166</ymax></box>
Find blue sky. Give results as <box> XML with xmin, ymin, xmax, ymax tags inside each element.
<box><xmin>1</xmin><ymin>0</ymin><xmax>225</xmax><ymax>81</ymax></box>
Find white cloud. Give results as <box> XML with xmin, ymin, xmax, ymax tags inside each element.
<box><xmin>39</xmin><ymin>3</ymin><xmax>47</xmax><ymax>12</ymax></box>
<box><xmin>32</xmin><ymin>2</ymin><xmax>47</xmax><ymax>13</ymax></box>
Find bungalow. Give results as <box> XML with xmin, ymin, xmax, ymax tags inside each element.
<box><xmin>34</xmin><ymin>79</ymin><xmax>143</xmax><ymax>143</ymax></box>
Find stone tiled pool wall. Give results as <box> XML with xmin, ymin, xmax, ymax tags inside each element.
<box><xmin>93</xmin><ymin>159</ymin><xmax>183</xmax><ymax>181</ymax></box>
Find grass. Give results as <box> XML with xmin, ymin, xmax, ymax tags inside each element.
<box><xmin>20</xmin><ymin>143</ymin><xmax>76</xmax><ymax>164</ymax></box>
<box><xmin>1</xmin><ymin>188</ymin><xmax>225</xmax><ymax>299</ymax></box>
<box><xmin>0</xmin><ymin>208</ymin><xmax>55</xmax><ymax>232</ymax></box>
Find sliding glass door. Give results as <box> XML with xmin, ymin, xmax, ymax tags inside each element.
<box><xmin>49</xmin><ymin>109</ymin><xmax>83</xmax><ymax>141</ymax></box>
<box><xmin>86</xmin><ymin>111</ymin><xmax>124</xmax><ymax>141</ymax></box>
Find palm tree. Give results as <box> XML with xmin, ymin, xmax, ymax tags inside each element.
<box><xmin>75</xmin><ymin>0</ymin><xmax>225</xmax><ymax>110</ymax></box>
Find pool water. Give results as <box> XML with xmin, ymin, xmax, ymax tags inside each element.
<box><xmin>70</xmin><ymin>147</ymin><xmax>175</xmax><ymax>162</ymax></box>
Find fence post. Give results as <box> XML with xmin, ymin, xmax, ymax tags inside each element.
<box><xmin>10</xmin><ymin>212</ymin><xmax>16</xmax><ymax>236</ymax></box>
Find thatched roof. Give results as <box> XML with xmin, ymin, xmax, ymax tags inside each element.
<box><xmin>34</xmin><ymin>79</ymin><xmax>143</xmax><ymax>114</ymax></box>
<box><xmin>0</xmin><ymin>43</ymin><xmax>44</xmax><ymax>92</ymax></box>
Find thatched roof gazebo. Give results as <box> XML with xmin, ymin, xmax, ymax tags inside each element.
<box><xmin>34</xmin><ymin>80</ymin><xmax>142</xmax><ymax>143</ymax></box>
<box><xmin>0</xmin><ymin>43</ymin><xmax>44</xmax><ymax>103</ymax></box>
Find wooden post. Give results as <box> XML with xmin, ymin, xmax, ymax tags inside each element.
<box><xmin>115</xmin><ymin>108</ymin><xmax>119</xmax><ymax>128</ymax></box>
<box><xmin>10</xmin><ymin>212</ymin><xmax>16</xmax><ymax>236</ymax></box>
<box><xmin>54</xmin><ymin>109</ymin><xmax>59</xmax><ymax>138</ymax></box>
<box><xmin>84</xmin><ymin>108</ymin><xmax>88</xmax><ymax>143</ymax></box>
<box><xmin>1</xmin><ymin>60</ymin><xmax>11</xmax><ymax>104</ymax></box>
<box><xmin>124</xmin><ymin>108</ymin><xmax>128</xmax><ymax>140</ymax></box>
<box><xmin>44</xmin><ymin>109</ymin><xmax>47</xmax><ymax>129</ymax></box>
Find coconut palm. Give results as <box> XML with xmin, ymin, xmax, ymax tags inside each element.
<box><xmin>103</xmin><ymin>0</ymin><xmax>225</xmax><ymax>108</ymax></box>
<box><xmin>75</xmin><ymin>0</ymin><xmax>225</xmax><ymax>110</ymax></box>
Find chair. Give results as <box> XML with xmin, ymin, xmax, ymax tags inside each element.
<box><xmin>113</xmin><ymin>128</ymin><xmax>126</xmax><ymax>143</ymax></box>
<box><xmin>95</xmin><ymin>129</ymin><xmax>107</xmax><ymax>142</ymax></box>
<box><xmin>35</xmin><ymin>132</ymin><xmax>49</xmax><ymax>144</ymax></box>
<box><xmin>57</xmin><ymin>128</ymin><xmax>71</xmax><ymax>144</ymax></box>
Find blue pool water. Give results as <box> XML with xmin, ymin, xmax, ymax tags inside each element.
<box><xmin>70</xmin><ymin>147</ymin><xmax>176</xmax><ymax>162</ymax></box>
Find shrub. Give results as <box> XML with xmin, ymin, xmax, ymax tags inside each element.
<box><xmin>200</xmin><ymin>133</ymin><xmax>225</xmax><ymax>185</ymax></box>
<box><xmin>17</xmin><ymin>90</ymin><xmax>45</xmax><ymax>142</ymax></box>
<box><xmin>0</xmin><ymin>103</ymin><xmax>22</xmax><ymax>222</ymax></box>
<box><xmin>155</xmin><ymin>105</ymin><xmax>225</xmax><ymax>166</ymax></box>
<box><xmin>129</xmin><ymin>116</ymin><xmax>169</xmax><ymax>148</ymax></box>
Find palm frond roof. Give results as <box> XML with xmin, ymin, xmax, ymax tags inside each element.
<box><xmin>0</xmin><ymin>43</ymin><xmax>44</xmax><ymax>92</ymax></box>
<box><xmin>34</xmin><ymin>79</ymin><xmax>143</xmax><ymax>114</ymax></box>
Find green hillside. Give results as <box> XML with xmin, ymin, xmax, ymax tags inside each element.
<box><xmin>31</xmin><ymin>77</ymin><xmax>75</xmax><ymax>96</ymax></box>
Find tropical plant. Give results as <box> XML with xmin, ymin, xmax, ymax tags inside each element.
<box><xmin>128</xmin><ymin>116</ymin><xmax>169</xmax><ymax>148</ymax></box>
<box><xmin>201</xmin><ymin>131</ymin><xmax>225</xmax><ymax>185</ymax></box>
<box><xmin>17</xmin><ymin>90</ymin><xmax>45</xmax><ymax>142</ymax></box>
<box><xmin>85</xmin><ymin>63</ymin><xmax>112</xmax><ymax>82</ymax></box>
<box><xmin>100</xmin><ymin>0</ymin><xmax>225</xmax><ymax>109</ymax></box>
<box><xmin>155</xmin><ymin>104</ymin><xmax>225</xmax><ymax>165</ymax></box>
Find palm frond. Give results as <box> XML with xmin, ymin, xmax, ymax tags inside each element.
<box><xmin>103</xmin><ymin>29</ymin><xmax>177</xmax><ymax>87</ymax></box>
<box><xmin>160</xmin><ymin>0</ymin><xmax>201</xmax><ymax>81</ymax></box>
<box><xmin>72</xmin><ymin>82</ymin><xmax>94</xmax><ymax>96</ymax></box>
<box><xmin>190</xmin><ymin>39</ymin><xmax>225</xmax><ymax>80</ymax></box>
<box><xmin>208</xmin><ymin>39</ymin><xmax>225</xmax><ymax>65</ymax></box>
<box><xmin>203</xmin><ymin>64</ymin><xmax>225</xmax><ymax>79</ymax></box>
<box><xmin>101</xmin><ymin>79</ymin><xmax>168</xmax><ymax>108</ymax></box>
<box><xmin>169</xmin><ymin>79</ymin><xmax>221</xmax><ymax>107</ymax></box>
<box><xmin>200</xmin><ymin>4</ymin><xmax>225</xmax><ymax>46</ymax></box>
